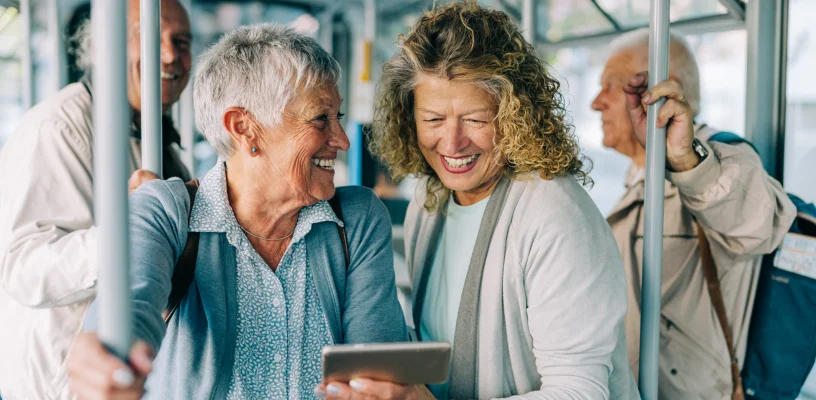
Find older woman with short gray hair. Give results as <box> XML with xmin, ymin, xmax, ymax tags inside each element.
<box><xmin>66</xmin><ymin>23</ymin><xmax>407</xmax><ymax>399</ymax></box>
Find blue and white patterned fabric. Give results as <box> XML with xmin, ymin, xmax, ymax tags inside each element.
<box><xmin>189</xmin><ymin>161</ymin><xmax>340</xmax><ymax>399</ymax></box>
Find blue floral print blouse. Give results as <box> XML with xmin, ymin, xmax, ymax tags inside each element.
<box><xmin>189</xmin><ymin>162</ymin><xmax>340</xmax><ymax>399</ymax></box>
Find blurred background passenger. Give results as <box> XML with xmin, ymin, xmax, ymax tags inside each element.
<box><xmin>319</xmin><ymin>2</ymin><xmax>639</xmax><ymax>399</ymax></box>
<box><xmin>0</xmin><ymin>1</ymin><xmax>192</xmax><ymax>398</ymax></box>
<box><xmin>591</xmin><ymin>29</ymin><xmax>796</xmax><ymax>399</ymax></box>
<box><xmin>67</xmin><ymin>23</ymin><xmax>406</xmax><ymax>399</ymax></box>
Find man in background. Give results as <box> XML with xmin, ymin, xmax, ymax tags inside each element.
<box><xmin>592</xmin><ymin>28</ymin><xmax>795</xmax><ymax>399</ymax></box>
<box><xmin>0</xmin><ymin>1</ymin><xmax>192</xmax><ymax>398</ymax></box>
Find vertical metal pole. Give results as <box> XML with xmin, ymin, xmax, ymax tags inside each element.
<box><xmin>141</xmin><ymin>0</ymin><xmax>163</xmax><ymax>177</ymax></box>
<box><xmin>179</xmin><ymin>84</ymin><xmax>195</xmax><ymax>175</ymax></box>
<box><xmin>348</xmin><ymin>0</ymin><xmax>375</xmax><ymax>186</ymax></box>
<box><xmin>638</xmin><ymin>0</ymin><xmax>670</xmax><ymax>399</ymax></box>
<box><xmin>318</xmin><ymin>1</ymin><xmax>347</xmax><ymax>190</ymax></box>
<box><xmin>47</xmin><ymin>0</ymin><xmax>67</xmax><ymax>93</ymax></box>
<box><xmin>92</xmin><ymin>0</ymin><xmax>131</xmax><ymax>361</ymax></box>
<box><xmin>177</xmin><ymin>0</ymin><xmax>195</xmax><ymax>174</ymax></box>
<box><xmin>522</xmin><ymin>0</ymin><xmax>536</xmax><ymax>46</ymax></box>
<box><xmin>320</xmin><ymin>15</ymin><xmax>334</xmax><ymax>54</ymax></box>
<box><xmin>20</xmin><ymin>0</ymin><xmax>33</xmax><ymax>109</ymax></box>
<box><xmin>171</xmin><ymin>102</ymin><xmax>180</xmax><ymax>125</ymax></box>
<box><xmin>363</xmin><ymin>0</ymin><xmax>375</xmax><ymax>72</ymax></box>
<box><xmin>745</xmin><ymin>0</ymin><xmax>787</xmax><ymax>180</ymax></box>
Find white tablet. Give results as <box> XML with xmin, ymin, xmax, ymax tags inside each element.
<box><xmin>322</xmin><ymin>341</ymin><xmax>451</xmax><ymax>385</ymax></box>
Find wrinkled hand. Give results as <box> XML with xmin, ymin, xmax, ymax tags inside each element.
<box><xmin>67</xmin><ymin>332</ymin><xmax>154</xmax><ymax>400</ymax></box>
<box><xmin>623</xmin><ymin>71</ymin><xmax>700</xmax><ymax>172</ymax></box>
<box><xmin>315</xmin><ymin>380</ymin><xmax>433</xmax><ymax>400</ymax></box>
<box><xmin>128</xmin><ymin>170</ymin><xmax>159</xmax><ymax>194</ymax></box>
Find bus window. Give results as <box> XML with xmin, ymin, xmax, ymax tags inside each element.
<box><xmin>596</xmin><ymin>0</ymin><xmax>728</xmax><ymax>28</ymax></box>
<box><xmin>0</xmin><ymin>6</ymin><xmax>26</xmax><ymax>148</ymax></box>
<box><xmin>784</xmin><ymin>0</ymin><xmax>816</xmax><ymax>204</ymax></box>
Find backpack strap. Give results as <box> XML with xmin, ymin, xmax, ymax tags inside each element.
<box><xmin>695</xmin><ymin>221</ymin><xmax>745</xmax><ymax>400</ymax></box>
<box><xmin>328</xmin><ymin>195</ymin><xmax>350</xmax><ymax>269</ymax></box>
<box><xmin>163</xmin><ymin>187</ymin><xmax>347</xmax><ymax>324</ymax></box>
<box><xmin>163</xmin><ymin>179</ymin><xmax>200</xmax><ymax>324</ymax></box>
<box><xmin>708</xmin><ymin>131</ymin><xmax>760</xmax><ymax>155</ymax></box>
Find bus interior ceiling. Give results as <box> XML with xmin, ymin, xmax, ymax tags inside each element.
<box><xmin>2</xmin><ymin>0</ymin><xmax>813</xmax><ymax>205</ymax></box>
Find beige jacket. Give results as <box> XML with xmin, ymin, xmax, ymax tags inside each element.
<box><xmin>606</xmin><ymin>125</ymin><xmax>796</xmax><ymax>399</ymax></box>
<box><xmin>0</xmin><ymin>83</ymin><xmax>189</xmax><ymax>399</ymax></box>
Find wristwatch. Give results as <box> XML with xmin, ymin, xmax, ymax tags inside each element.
<box><xmin>691</xmin><ymin>138</ymin><xmax>709</xmax><ymax>164</ymax></box>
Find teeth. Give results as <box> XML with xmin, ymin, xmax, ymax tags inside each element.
<box><xmin>161</xmin><ymin>72</ymin><xmax>177</xmax><ymax>80</ymax></box>
<box><xmin>443</xmin><ymin>155</ymin><xmax>478</xmax><ymax>168</ymax></box>
<box><xmin>311</xmin><ymin>158</ymin><xmax>335</xmax><ymax>170</ymax></box>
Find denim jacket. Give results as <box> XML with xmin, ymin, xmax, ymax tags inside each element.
<box><xmin>101</xmin><ymin>178</ymin><xmax>407</xmax><ymax>399</ymax></box>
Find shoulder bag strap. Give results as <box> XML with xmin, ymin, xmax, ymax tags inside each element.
<box><xmin>163</xmin><ymin>179</ymin><xmax>201</xmax><ymax>324</ymax></box>
<box><xmin>696</xmin><ymin>221</ymin><xmax>745</xmax><ymax>400</ymax></box>
<box><xmin>328</xmin><ymin>195</ymin><xmax>349</xmax><ymax>269</ymax></box>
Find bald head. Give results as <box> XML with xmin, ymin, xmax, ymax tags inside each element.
<box><xmin>608</xmin><ymin>28</ymin><xmax>701</xmax><ymax>117</ymax></box>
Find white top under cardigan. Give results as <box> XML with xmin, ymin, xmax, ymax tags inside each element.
<box><xmin>420</xmin><ymin>195</ymin><xmax>490</xmax><ymax>399</ymax></box>
<box><xmin>404</xmin><ymin>173</ymin><xmax>641</xmax><ymax>399</ymax></box>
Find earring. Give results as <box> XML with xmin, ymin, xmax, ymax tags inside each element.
<box><xmin>251</xmin><ymin>147</ymin><xmax>257</xmax><ymax>153</ymax></box>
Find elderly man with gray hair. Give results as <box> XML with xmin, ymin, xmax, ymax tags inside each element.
<box><xmin>0</xmin><ymin>0</ymin><xmax>192</xmax><ymax>398</ymax></box>
<box><xmin>592</xmin><ymin>28</ymin><xmax>796</xmax><ymax>399</ymax></box>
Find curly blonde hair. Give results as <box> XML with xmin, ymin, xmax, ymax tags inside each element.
<box><xmin>369</xmin><ymin>0</ymin><xmax>591</xmax><ymax>212</ymax></box>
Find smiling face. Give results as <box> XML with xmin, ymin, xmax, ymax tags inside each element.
<box><xmin>413</xmin><ymin>73</ymin><xmax>503</xmax><ymax>205</ymax></box>
<box><xmin>126</xmin><ymin>0</ymin><xmax>192</xmax><ymax>113</ymax></box>
<box><xmin>256</xmin><ymin>83</ymin><xmax>350</xmax><ymax>204</ymax></box>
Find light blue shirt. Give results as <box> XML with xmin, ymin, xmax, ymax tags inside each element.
<box><xmin>420</xmin><ymin>196</ymin><xmax>489</xmax><ymax>399</ymax></box>
<box><xmin>189</xmin><ymin>162</ymin><xmax>338</xmax><ymax>399</ymax></box>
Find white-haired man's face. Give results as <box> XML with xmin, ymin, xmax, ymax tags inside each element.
<box><xmin>592</xmin><ymin>48</ymin><xmax>646</xmax><ymax>159</ymax></box>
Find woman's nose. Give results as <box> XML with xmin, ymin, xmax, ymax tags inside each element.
<box><xmin>330</xmin><ymin>123</ymin><xmax>350</xmax><ymax>151</ymax></box>
<box><xmin>438</xmin><ymin>121</ymin><xmax>468</xmax><ymax>154</ymax></box>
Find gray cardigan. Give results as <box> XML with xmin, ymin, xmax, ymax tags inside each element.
<box><xmin>102</xmin><ymin>179</ymin><xmax>407</xmax><ymax>399</ymax></box>
<box><xmin>405</xmin><ymin>173</ymin><xmax>640</xmax><ymax>399</ymax></box>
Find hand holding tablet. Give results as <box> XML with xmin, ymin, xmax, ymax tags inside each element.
<box><xmin>322</xmin><ymin>341</ymin><xmax>451</xmax><ymax>385</ymax></box>
<box><xmin>316</xmin><ymin>342</ymin><xmax>450</xmax><ymax>399</ymax></box>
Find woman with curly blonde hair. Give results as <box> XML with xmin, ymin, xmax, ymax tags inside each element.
<box><xmin>318</xmin><ymin>2</ymin><xmax>639</xmax><ymax>400</ymax></box>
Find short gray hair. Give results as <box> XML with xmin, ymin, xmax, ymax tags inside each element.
<box><xmin>609</xmin><ymin>28</ymin><xmax>701</xmax><ymax>117</ymax></box>
<box><xmin>194</xmin><ymin>23</ymin><xmax>341</xmax><ymax>159</ymax></box>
